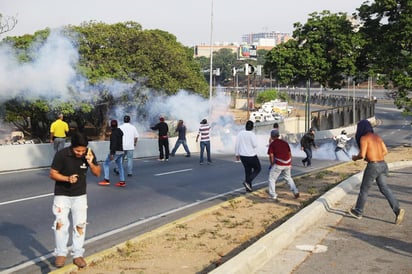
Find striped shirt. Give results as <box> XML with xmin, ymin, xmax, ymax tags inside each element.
<box><xmin>198</xmin><ymin>124</ymin><xmax>211</xmax><ymax>142</ymax></box>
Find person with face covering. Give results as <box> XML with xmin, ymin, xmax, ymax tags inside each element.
<box><xmin>333</xmin><ymin>129</ymin><xmax>352</xmax><ymax>159</ymax></box>
<box><xmin>349</xmin><ymin>119</ymin><xmax>405</xmax><ymax>225</ymax></box>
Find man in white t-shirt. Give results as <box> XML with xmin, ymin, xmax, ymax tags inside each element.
<box><xmin>118</xmin><ymin>115</ymin><xmax>139</xmax><ymax>177</ymax></box>
<box><xmin>235</xmin><ymin>120</ymin><xmax>261</xmax><ymax>192</ymax></box>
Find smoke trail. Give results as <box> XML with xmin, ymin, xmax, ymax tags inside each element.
<box><xmin>0</xmin><ymin>30</ymin><xmax>81</xmax><ymax>101</ymax></box>
<box><xmin>0</xmin><ymin>30</ymin><xmax>248</xmax><ymax>149</ymax></box>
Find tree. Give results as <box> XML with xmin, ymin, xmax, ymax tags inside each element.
<box><xmin>255</xmin><ymin>89</ymin><xmax>288</xmax><ymax>105</ymax></box>
<box><xmin>0</xmin><ymin>13</ymin><xmax>17</xmax><ymax>36</ymax></box>
<box><xmin>357</xmin><ymin>0</ymin><xmax>412</xmax><ymax>114</ymax></box>
<box><xmin>209</xmin><ymin>48</ymin><xmax>238</xmax><ymax>85</ymax></box>
<box><xmin>71</xmin><ymin>22</ymin><xmax>208</xmax><ymax>95</ymax></box>
<box><xmin>293</xmin><ymin>11</ymin><xmax>362</xmax><ymax>88</ymax></box>
<box><xmin>264</xmin><ymin>40</ymin><xmax>300</xmax><ymax>86</ymax></box>
<box><xmin>1</xmin><ymin>21</ymin><xmax>210</xmax><ymax>140</ymax></box>
<box><xmin>265</xmin><ymin>11</ymin><xmax>362</xmax><ymax>89</ymax></box>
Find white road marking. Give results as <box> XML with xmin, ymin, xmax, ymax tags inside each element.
<box><xmin>154</xmin><ymin>168</ymin><xmax>192</xmax><ymax>176</ymax></box>
<box><xmin>3</xmin><ymin>179</ymin><xmax>269</xmax><ymax>273</ymax></box>
<box><xmin>0</xmin><ymin>193</ymin><xmax>53</xmax><ymax>206</ymax></box>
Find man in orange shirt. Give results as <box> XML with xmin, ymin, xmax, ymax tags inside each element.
<box><xmin>50</xmin><ymin>113</ymin><xmax>69</xmax><ymax>153</ymax></box>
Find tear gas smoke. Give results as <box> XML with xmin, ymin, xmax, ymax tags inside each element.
<box><xmin>0</xmin><ymin>30</ymin><xmax>357</xmax><ymax>163</ymax></box>
<box><xmin>0</xmin><ymin>30</ymin><xmax>240</xmax><ymax>144</ymax></box>
<box><xmin>0</xmin><ymin>30</ymin><xmax>81</xmax><ymax>101</ymax></box>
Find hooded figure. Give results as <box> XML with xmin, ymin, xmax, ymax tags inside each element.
<box><xmin>349</xmin><ymin>119</ymin><xmax>405</xmax><ymax>225</ymax></box>
<box><xmin>355</xmin><ymin>119</ymin><xmax>374</xmax><ymax>148</ymax></box>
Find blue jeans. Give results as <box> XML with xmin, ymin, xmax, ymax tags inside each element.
<box><xmin>171</xmin><ymin>139</ymin><xmax>190</xmax><ymax>156</ymax></box>
<box><xmin>268</xmin><ymin>164</ymin><xmax>298</xmax><ymax>198</ymax></box>
<box><xmin>103</xmin><ymin>153</ymin><xmax>125</xmax><ymax>181</ymax></box>
<box><xmin>200</xmin><ymin>141</ymin><xmax>211</xmax><ymax>163</ymax></box>
<box><xmin>123</xmin><ymin>150</ymin><xmax>134</xmax><ymax>175</ymax></box>
<box><xmin>353</xmin><ymin>161</ymin><xmax>400</xmax><ymax>215</ymax></box>
<box><xmin>302</xmin><ymin>147</ymin><xmax>312</xmax><ymax>166</ymax></box>
<box><xmin>53</xmin><ymin>137</ymin><xmax>66</xmax><ymax>152</ymax></box>
<box><xmin>52</xmin><ymin>195</ymin><xmax>87</xmax><ymax>258</ymax></box>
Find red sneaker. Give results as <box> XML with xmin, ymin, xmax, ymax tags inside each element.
<box><xmin>115</xmin><ymin>181</ymin><xmax>126</xmax><ymax>187</ymax></box>
<box><xmin>98</xmin><ymin>180</ymin><xmax>110</xmax><ymax>186</ymax></box>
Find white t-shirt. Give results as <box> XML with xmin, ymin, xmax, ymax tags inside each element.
<box><xmin>235</xmin><ymin>130</ymin><xmax>258</xmax><ymax>157</ymax></box>
<box><xmin>119</xmin><ymin>123</ymin><xmax>139</xmax><ymax>150</ymax></box>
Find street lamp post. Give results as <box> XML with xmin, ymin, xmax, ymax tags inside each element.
<box><xmin>353</xmin><ymin>80</ymin><xmax>356</xmax><ymax>125</ymax></box>
<box><xmin>305</xmin><ymin>78</ymin><xmax>311</xmax><ymax>132</ymax></box>
<box><xmin>208</xmin><ymin>0</ymin><xmax>214</xmax><ymax>117</ymax></box>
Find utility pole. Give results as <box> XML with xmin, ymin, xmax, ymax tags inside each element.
<box><xmin>208</xmin><ymin>0</ymin><xmax>214</xmax><ymax>117</ymax></box>
<box><xmin>305</xmin><ymin>79</ymin><xmax>311</xmax><ymax>132</ymax></box>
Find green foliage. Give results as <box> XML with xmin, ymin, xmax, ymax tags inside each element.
<box><xmin>196</xmin><ymin>48</ymin><xmax>267</xmax><ymax>86</ymax></box>
<box><xmin>264</xmin><ymin>40</ymin><xmax>300</xmax><ymax>85</ymax></box>
<box><xmin>1</xmin><ymin>21</ymin><xmax>209</xmax><ymax>140</ymax></box>
<box><xmin>265</xmin><ymin>11</ymin><xmax>362</xmax><ymax>89</ymax></box>
<box><xmin>71</xmin><ymin>21</ymin><xmax>208</xmax><ymax>95</ymax></box>
<box><xmin>255</xmin><ymin>89</ymin><xmax>288</xmax><ymax>104</ymax></box>
<box><xmin>357</xmin><ymin>0</ymin><xmax>412</xmax><ymax>114</ymax></box>
<box><xmin>1</xmin><ymin>28</ymin><xmax>51</xmax><ymax>63</ymax></box>
<box><xmin>211</xmin><ymin>48</ymin><xmax>238</xmax><ymax>85</ymax></box>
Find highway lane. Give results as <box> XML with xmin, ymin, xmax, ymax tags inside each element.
<box><xmin>373</xmin><ymin>102</ymin><xmax>412</xmax><ymax>147</ymax></box>
<box><xmin>1</xmin><ymin>100</ymin><xmax>410</xmax><ymax>273</ymax></box>
<box><xmin>1</xmin><ymin>151</ymin><xmax>339</xmax><ymax>273</ymax></box>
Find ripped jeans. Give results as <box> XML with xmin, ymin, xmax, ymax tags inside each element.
<box><xmin>52</xmin><ymin>195</ymin><xmax>87</xmax><ymax>258</ymax></box>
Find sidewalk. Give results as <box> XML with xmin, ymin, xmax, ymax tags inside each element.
<box><xmin>211</xmin><ymin>161</ymin><xmax>412</xmax><ymax>274</ymax></box>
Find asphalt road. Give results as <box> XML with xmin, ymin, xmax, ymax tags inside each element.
<box><xmin>1</xmin><ymin>151</ymin><xmax>338</xmax><ymax>274</ymax></box>
<box><xmin>1</xmin><ymin>100</ymin><xmax>410</xmax><ymax>274</ymax></box>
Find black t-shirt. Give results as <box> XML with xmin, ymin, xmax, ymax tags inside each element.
<box><xmin>151</xmin><ymin>122</ymin><xmax>169</xmax><ymax>138</ymax></box>
<box><xmin>300</xmin><ymin>133</ymin><xmax>315</xmax><ymax>149</ymax></box>
<box><xmin>51</xmin><ymin>146</ymin><xmax>98</xmax><ymax>196</ymax></box>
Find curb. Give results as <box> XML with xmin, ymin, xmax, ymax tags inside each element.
<box><xmin>49</xmin><ymin>161</ymin><xmax>412</xmax><ymax>274</ymax></box>
<box><xmin>209</xmin><ymin>160</ymin><xmax>412</xmax><ymax>274</ymax></box>
<box><xmin>49</xmin><ymin>195</ymin><xmax>250</xmax><ymax>274</ymax></box>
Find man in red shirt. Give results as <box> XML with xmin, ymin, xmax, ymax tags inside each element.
<box><xmin>267</xmin><ymin>129</ymin><xmax>299</xmax><ymax>200</ymax></box>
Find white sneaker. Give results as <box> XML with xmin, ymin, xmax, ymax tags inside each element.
<box><xmin>395</xmin><ymin>208</ymin><xmax>405</xmax><ymax>225</ymax></box>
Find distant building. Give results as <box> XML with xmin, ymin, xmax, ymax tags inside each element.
<box><xmin>194</xmin><ymin>44</ymin><xmax>238</xmax><ymax>58</ymax></box>
<box><xmin>241</xmin><ymin>31</ymin><xmax>292</xmax><ymax>46</ymax></box>
<box><xmin>194</xmin><ymin>31</ymin><xmax>291</xmax><ymax>58</ymax></box>
<box><xmin>194</xmin><ymin>44</ymin><xmax>275</xmax><ymax>58</ymax></box>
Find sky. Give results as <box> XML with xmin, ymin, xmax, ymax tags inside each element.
<box><xmin>1</xmin><ymin>0</ymin><xmax>367</xmax><ymax>46</ymax></box>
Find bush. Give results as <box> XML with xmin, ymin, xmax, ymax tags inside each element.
<box><xmin>256</xmin><ymin>89</ymin><xmax>288</xmax><ymax>104</ymax></box>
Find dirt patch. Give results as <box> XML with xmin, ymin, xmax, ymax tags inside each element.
<box><xmin>61</xmin><ymin>146</ymin><xmax>412</xmax><ymax>274</ymax></box>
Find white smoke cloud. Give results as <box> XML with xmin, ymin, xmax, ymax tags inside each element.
<box><xmin>0</xmin><ymin>30</ymin><xmax>80</xmax><ymax>101</ymax></box>
<box><xmin>145</xmin><ymin>89</ymin><xmax>210</xmax><ymax>131</ymax></box>
<box><xmin>0</xmin><ymin>30</ymin><xmax>240</xmax><ymax>147</ymax></box>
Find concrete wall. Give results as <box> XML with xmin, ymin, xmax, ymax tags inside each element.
<box><xmin>0</xmin><ymin>134</ymin><xmax>199</xmax><ymax>173</ymax></box>
<box><xmin>0</xmin><ymin>116</ymin><xmax>376</xmax><ymax>173</ymax></box>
